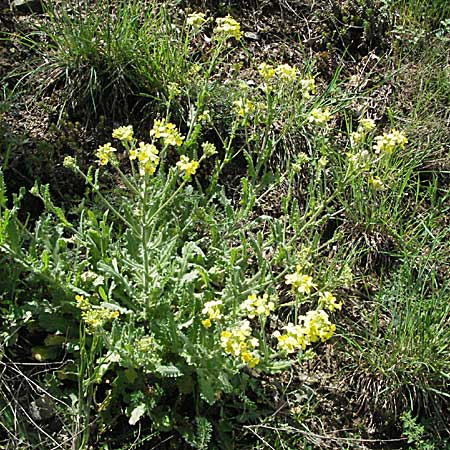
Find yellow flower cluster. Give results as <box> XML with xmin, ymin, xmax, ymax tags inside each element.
<box><xmin>285</xmin><ymin>266</ymin><xmax>317</xmax><ymax>295</ymax></box>
<box><xmin>129</xmin><ymin>142</ymin><xmax>160</xmax><ymax>176</ymax></box>
<box><xmin>273</xmin><ymin>323</ymin><xmax>309</xmax><ymax>352</ymax></box>
<box><xmin>137</xmin><ymin>336</ymin><xmax>154</xmax><ymax>352</ymax></box>
<box><xmin>258</xmin><ymin>62</ymin><xmax>276</xmax><ymax>81</ymax></box>
<box><xmin>257</xmin><ymin>62</ymin><xmax>297</xmax><ymax>84</ymax></box>
<box><xmin>75</xmin><ymin>294</ymin><xmax>90</xmax><ymax>310</ymax></box>
<box><xmin>299</xmin><ymin>78</ymin><xmax>316</xmax><ymax>99</ymax></box>
<box><xmin>150</xmin><ymin>119</ymin><xmax>184</xmax><ymax>147</ymax></box>
<box><xmin>220</xmin><ymin>320</ymin><xmax>260</xmax><ymax>368</ymax></box>
<box><xmin>273</xmin><ymin>309</ymin><xmax>336</xmax><ymax>354</ymax></box>
<box><xmin>186</xmin><ymin>12</ymin><xmax>206</xmax><ymax>30</ymax></box>
<box><xmin>275</xmin><ymin>64</ymin><xmax>298</xmax><ymax>82</ymax></box>
<box><xmin>75</xmin><ymin>295</ymin><xmax>119</xmax><ymax>333</ymax></box>
<box><xmin>112</xmin><ymin>125</ymin><xmax>134</xmax><ymax>143</ymax></box>
<box><xmin>176</xmin><ymin>155</ymin><xmax>199</xmax><ymax>180</ymax></box>
<box><xmin>63</xmin><ymin>156</ymin><xmax>77</xmax><ymax>170</ymax></box>
<box><xmin>373</xmin><ymin>129</ymin><xmax>408</xmax><ymax>154</ymax></box>
<box><xmin>241</xmin><ymin>293</ymin><xmax>276</xmax><ymax>319</ymax></box>
<box><xmin>346</xmin><ymin>148</ymin><xmax>371</xmax><ymax>172</ymax></box>
<box><xmin>233</xmin><ymin>98</ymin><xmax>254</xmax><ymax>118</ymax></box>
<box><xmin>214</xmin><ymin>15</ymin><xmax>241</xmax><ymax>41</ymax></box>
<box><xmin>350</xmin><ymin>117</ymin><xmax>376</xmax><ymax>146</ymax></box>
<box><xmin>96</xmin><ymin>143</ymin><xmax>117</xmax><ymax>166</ymax></box>
<box><xmin>81</xmin><ymin>308</ymin><xmax>120</xmax><ymax>331</ymax></box>
<box><xmin>307</xmin><ymin>107</ymin><xmax>332</xmax><ymax>125</ymax></box>
<box><xmin>368</xmin><ymin>176</ymin><xmax>383</xmax><ymax>191</ymax></box>
<box><xmin>201</xmin><ymin>300</ymin><xmax>223</xmax><ymax>328</ymax></box>
<box><xmin>201</xmin><ymin>141</ymin><xmax>217</xmax><ymax>157</ymax></box>
<box><xmin>359</xmin><ymin>117</ymin><xmax>376</xmax><ymax>131</ymax></box>
<box><xmin>318</xmin><ymin>291</ymin><xmax>342</xmax><ymax>312</ymax></box>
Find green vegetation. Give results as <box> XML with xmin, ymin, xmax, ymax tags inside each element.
<box><xmin>1</xmin><ymin>0</ymin><xmax>449</xmax><ymax>448</ymax></box>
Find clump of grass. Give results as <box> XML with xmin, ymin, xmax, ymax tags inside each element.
<box><xmin>14</xmin><ymin>0</ymin><xmax>215</xmax><ymax>119</ymax></box>
<box><xmin>344</xmin><ymin>258</ymin><xmax>450</xmax><ymax>425</ymax></box>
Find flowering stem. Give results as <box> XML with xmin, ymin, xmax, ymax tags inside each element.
<box><xmin>141</xmin><ymin>175</ymin><xmax>151</xmax><ymax>318</ymax></box>
<box><xmin>74</xmin><ymin>166</ymin><xmax>137</xmax><ymax>233</ymax></box>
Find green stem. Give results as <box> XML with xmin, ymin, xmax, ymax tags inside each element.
<box><xmin>75</xmin><ymin>166</ymin><xmax>137</xmax><ymax>233</ymax></box>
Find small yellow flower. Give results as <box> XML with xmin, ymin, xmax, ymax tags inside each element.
<box><xmin>112</xmin><ymin>125</ymin><xmax>133</xmax><ymax>143</ymax></box>
<box><xmin>307</xmin><ymin>108</ymin><xmax>332</xmax><ymax>125</ymax></box>
<box><xmin>75</xmin><ymin>294</ymin><xmax>90</xmax><ymax>311</ymax></box>
<box><xmin>150</xmin><ymin>119</ymin><xmax>168</xmax><ymax>139</ymax></box>
<box><xmin>137</xmin><ymin>142</ymin><xmax>159</xmax><ymax>176</ymax></box>
<box><xmin>273</xmin><ymin>322</ymin><xmax>309</xmax><ymax>353</ymax></box>
<box><xmin>300</xmin><ymin>78</ymin><xmax>316</xmax><ymax>99</ymax></box>
<box><xmin>241</xmin><ymin>293</ymin><xmax>276</xmax><ymax>319</ymax></box>
<box><xmin>201</xmin><ymin>318</ymin><xmax>212</xmax><ymax>328</ymax></box>
<box><xmin>258</xmin><ymin>62</ymin><xmax>276</xmax><ymax>81</ymax></box>
<box><xmin>318</xmin><ymin>291</ymin><xmax>342</xmax><ymax>312</ymax></box>
<box><xmin>95</xmin><ymin>143</ymin><xmax>116</xmax><ymax>166</ymax></box>
<box><xmin>201</xmin><ymin>141</ymin><xmax>217</xmax><ymax>157</ymax></box>
<box><xmin>150</xmin><ymin>119</ymin><xmax>184</xmax><ymax>147</ymax></box>
<box><xmin>63</xmin><ymin>156</ymin><xmax>77</xmax><ymax>170</ymax></box>
<box><xmin>198</xmin><ymin>110</ymin><xmax>211</xmax><ymax>123</ymax></box>
<box><xmin>347</xmin><ymin>149</ymin><xmax>371</xmax><ymax>171</ymax></box>
<box><xmin>220</xmin><ymin>320</ymin><xmax>260</xmax><ymax>368</ymax></box>
<box><xmin>373</xmin><ymin>129</ymin><xmax>407</xmax><ymax>154</ymax></box>
<box><xmin>285</xmin><ymin>269</ymin><xmax>317</xmax><ymax>295</ymax></box>
<box><xmin>176</xmin><ymin>155</ymin><xmax>199</xmax><ymax>179</ymax></box>
<box><xmin>81</xmin><ymin>308</ymin><xmax>120</xmax><ymax>333</ymax></box>
<box><xmin>233</xmin><ymin>98</ymin><xmax>254</xmax><ymax>118</ymax></box>
<box><xmin>201</xmin><ymin>300</ymin><xmax>222</xmax><ymax>328</ymax></box>
<box><xmin>187</xmin><ymin>12</ymin><xmax>206</xmax><ymax>30</ymax></box>
<box><xmin>214</xmin><ymin>15</ymin><xmax>241</xmax><ymax>41</ymax></box>
<box><xmin>304</xmin><ymin>309</ymin><xmax>335</xmax><ymax>342</ymax></box>
<box><xmin>350</xmin><ymin>131</ymin><xmax>364</xmax><ymax>146</ymax></box>
<box><xmin>167</xmin><ymin>82</ymin><xmax>181</xmax><ymax>99</ymax></box>
<box><xmin>318</xmin><ymin>156</ymin><xmax>328</xmax><ymax>168</ymax></box>
<box><xmin>275</xmin><ymin>64</ymin><xmax>297</xmax><ymax>82</ymax></box>
<box><xmin>368</xmin><ymin>176</ymin><xmax>383</xmax><ymax>191</ymax></box>
<box><xmin>358</xmin><ymin>117</ymin><xmax>375</xmax><ymax>132</ymax></box>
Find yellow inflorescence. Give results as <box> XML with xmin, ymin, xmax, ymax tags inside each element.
<box><xmin>368</xmin><ymin>176</ymin><xmax>383</xmax><ymax>191</ymax></box>
<box><xmin>81</xmin><ymin>308</ymin><xmax>119</xmax><ymax>331</ymax></box>
<box><xmin>129</xmin><ymin>142</ymin><xmax>159</xmax><ymax>176</ymax></box>
<box><xmin>186</xmin><ymin>12</ymin><xmax>206</xmax><ymax>30</ymax></box>
<box><xmin>201</xmin><ymin>141</ymin><xmax>217</xmax><ymax>157</ymax></box>
<box><xmin>275</xmin><ymin>64</ymin><xmax>298</xmax><ymax>82</ymax></box>
<box><xmin>300</xmin><ymin>78</ymin><xmax>316</xmax><ymax>99</ymax></box>
<box><xmin>201</xmin><ymin>300</ymin><xmax>223</xmax><ymax>328</ymax></box>
<box><xmin>75</xmin><ymin>295</ymin><xmax>119</xmax><ymax>333</ymax></box>
<box><xmin>318</xmin><ymin>291</ymin><xmax>342</xmax><ymax>312</ymax></box>
<box><xmin>273</xmin><ymin>309</ymin><xmax>336</xmax><ymax>354</ymax></box>
<box><xmin>150</xmin><ymin>119</ymin><xmax>184</xmax><ymax>147</ymax></box>
<box><xmin>112</xmin><ymin>125</ymin><xmax>133</xmax><ymax>143</ymax></box>
<box><xmin>75</xmin><ymin>294</ymin><xmax>90</xmax><ymax>311</ymax></box>
<box><xmin>176</xmin><ymin>155</ymin><xmax>199</xmax><ymax>179</ymax></box>
<box><xmin>257</xmin><ymin>62</ymin><xmax>299</xmax><ymax>85</ymax></box>
<box><xmin>241</xmin><ymin>293</ymin><xmax>276</xmax><ymax>319</ymax></box>
<box><xmin>285</xmin><ymin>266</ymin><xmax>317</xmax><ymax>295</ymax></box>
<box><xmin>350</xmin><ymin>117</ymin><xmax>376</xmax><ymax>146</ymax></box>
<box><xmin>307</xmin><ymin>108</ymin><xmax>332</xmax><ymax>125</ymax></box>
<box><xmin>258</xmin><ymin>62</ymin><xmax>276</xmax><ymax>81</ymax></box>
<box><xmin>96</xmin><ymin>143</ymin><xmax>116</xmax><ymax>166</ymax></box>
<box><xmin>233</xmin><ymin>98</ymin><xmax>254</xmax><ymax>118</ymax></box>
<box><xmin>220</xmin><ymin>320</ymin><xmax>260</xmax><ymax>368</ymax></box>
<box><xmin>373</xmin><ymin>129</ymin><xmax>408</xmax><ymax>154</ymax></box>
<box><xmin>359</xmin><ymin>118</ymin><xmax>376</xmax><ymax>131</ymax></box>
<box><xmin>214</xmin><ymin>15</ymin><xmax>241</xmax><ymax>41</ymax></box>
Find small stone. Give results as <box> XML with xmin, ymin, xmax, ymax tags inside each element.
<box><xmin>11</xmin><ymin>0</ymin><xmax>43</xmax><ymax>14</ymax></box>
